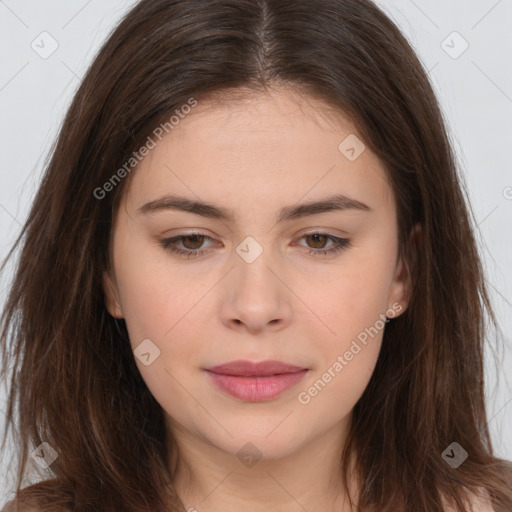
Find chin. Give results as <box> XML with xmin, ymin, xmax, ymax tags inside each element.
<box><xmin>202</xmin><ymin>425</ymin><xmax>310</xmax><ymax>462</ymax></box>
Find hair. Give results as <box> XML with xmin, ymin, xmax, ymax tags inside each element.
<box><xmin>1</xmin><ymin>0</ymin><xmax>511</xmax><ymax>511</ymax></box>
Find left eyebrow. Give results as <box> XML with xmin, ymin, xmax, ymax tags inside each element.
<box><xmin>137</xmin><ymin>193</ymin><xmax>373</xmax><ymax>223</ymax></box>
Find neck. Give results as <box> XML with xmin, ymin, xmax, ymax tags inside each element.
<box><xmin>168</xmin><ymin>418</ymin><xmax>357</xmax><ymax>512</ymax></box>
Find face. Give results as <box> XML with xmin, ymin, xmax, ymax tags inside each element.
<box><xmin>103</xmin><ymin>87</ymin><xmax>410</xmax><ymax>464</ymax></box>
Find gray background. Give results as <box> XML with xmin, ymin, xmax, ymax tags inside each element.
<box><xmin>0</xmin><ymin>0</ymin><xmax>511</xmax><ymax>505</ymax></box>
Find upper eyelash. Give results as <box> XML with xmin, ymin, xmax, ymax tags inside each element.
<box><xmin>159</xmin><ymin>232</ymin><xmax>350</xmax><ymax>258</ymax></box>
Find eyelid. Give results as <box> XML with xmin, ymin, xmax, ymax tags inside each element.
<box><xmin>162</xmin><ymin>226</ymin><xmax>349</xmax><ymax>237</ymax></box>
<box><xmin>297</xmin><ymin>226</ymin><xmax>350</xmax><ymax>237</ymax></box>
<box><xmin>161</xmin><ymin>228</ymin><xmax>347</xmax><ymax>244</ymax></box>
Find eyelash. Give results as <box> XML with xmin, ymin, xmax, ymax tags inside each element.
<box><xmin>158</xmin><ymin>232</ymin><xmax>350</xmax><ymax>259</ymax></box>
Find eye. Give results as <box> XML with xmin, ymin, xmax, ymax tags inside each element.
<box><xmin>295</xmin><ymin>233</ymin><xmax>350</xmax><ymax>257</ymax></box>
<box><xmin>159</xmin><ymin>232</ymin><xmax>350</xmax><ymax>259</ymax></box>
<box><xmin>159</xmin><ymin>233</ymin><xmax>214</xmax><ymax>258</ymax></box>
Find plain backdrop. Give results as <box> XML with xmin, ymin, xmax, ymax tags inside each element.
<box><xmin>0</xmin><ymin>0</ymin><xmax>511</xmax><ymax>505</ymax></box>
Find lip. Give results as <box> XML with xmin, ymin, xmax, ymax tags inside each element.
<box><xmin>207</xmin><ymin>360</ymin><xmax>306</xmax><ymax>376</ymax></box>
<box><xmin>204</xmin><ymin>360</ymin><xmax>308</xmax><ymax>402</ymax></box>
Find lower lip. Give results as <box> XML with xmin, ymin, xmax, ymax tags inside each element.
<box><xmin>206</xmin><ymin>370</ymin><xmax>308</xmax><ymax>402</ymax></box>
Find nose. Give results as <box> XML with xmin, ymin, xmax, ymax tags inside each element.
<box><xmin>219</xmin><ymin>248</ymin><xmax>293</xmax><ymax>335</ymax></box>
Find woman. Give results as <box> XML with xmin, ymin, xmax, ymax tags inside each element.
<box><xmin>1</xmin><ymin>0</ymin><xmax>511</xmax><ymax>511</ymax></box>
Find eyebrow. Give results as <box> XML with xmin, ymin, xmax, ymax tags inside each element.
<box><xmin>137</xmin><ymin>193</ymin><xmax>372</xmax><ymax>223</ymax></box>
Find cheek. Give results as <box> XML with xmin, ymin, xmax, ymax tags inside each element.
<box><xmin>294</xmin><ymin>251</ymin><xmax>393</xmax><ymax>410</ymax></box>
<box><xmin>113</xmin><ymin>246</ymin><xmax>216</xmax><ymax>400</ymax></box>
<box><xmin>306</xmin><ymin>252</ymin><xmax>395</xmax><ymax>347</ymax></box>
<box><xmin>115</xmin><ymin>257</ymin><xmax>208</xmax><ymax>421</ymax></box>
<box><xmin>297</xmin><ymin>334</ymin><xmax>382</xmax><ymax>427</ymax></box>
<box><xmin>296</xmin><ymin>260</ymin><xmax>392</xmax><ymax>417</ymax></box>
<box><xmin>114</xmin><ymin>240</ymin><xmax>206</xmax><ymax>340</ymax></box>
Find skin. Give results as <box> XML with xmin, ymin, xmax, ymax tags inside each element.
<box><xmin>103</xmin><ymin>86</ymin><xmax>414</xmax><ymax>512</ymax></box>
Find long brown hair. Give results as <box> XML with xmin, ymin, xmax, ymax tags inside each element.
<box><xmin>1</xmin><ymin>0</ymin><xmax>511</xmax><ymax>511</ymax></box>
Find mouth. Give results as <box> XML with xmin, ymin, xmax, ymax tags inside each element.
<box><xmin>204</xmin><ymin>360</ymin><xmax>309</xmax><ymax>402</ymax></box>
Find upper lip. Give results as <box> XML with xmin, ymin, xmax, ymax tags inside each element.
<box><xmin>205</xmin><ymin>360</ymin><xmax>307</xmax><ymax>377</ymax></box>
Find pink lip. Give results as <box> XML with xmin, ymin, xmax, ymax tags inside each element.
<box><xmin>205</xmin><ymin>360</ymin><xmax>308</xmax><ymax>402</ymax></box>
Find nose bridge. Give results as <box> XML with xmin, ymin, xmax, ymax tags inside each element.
<box><xmin>233</xmin><ymin>234</ymin><xmax>282</xmax><ymax>302</ymax></box>
<box><xmin>220</xmin><ymin>234</ymin><xmax>293</xmax><ymax>332</ymax></box>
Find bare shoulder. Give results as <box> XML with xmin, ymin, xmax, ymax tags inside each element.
<box><xmin>443</xmin><ymin>488</ymin><xmax>495</xmax><ymax>512</ymax></box>
<box><xmin>467</xmin><ymin>493</ymin><xmax>495</xmax><ymax>512</ymax></box>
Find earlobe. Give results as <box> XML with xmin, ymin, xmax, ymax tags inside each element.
<box><xmin>388</xmin><ymin>223</ymin><xmax>422</xmax><ymax>316</ymax></box>
<box><xmin>388</xmin><ymin>258</ymin><xmax>409</xmax><ymax>316</ymax></box>
<box><xmin>102</xmin><ymin>270</ymin><xmax>124</xmax><ymax>319</ymax></box>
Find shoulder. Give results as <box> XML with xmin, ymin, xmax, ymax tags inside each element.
<box><xmin>1</xmin><ymin>480</ymin><xmax>72</xmax><ymax>512</ymax></box>
<box><xmin>1</xmin><ymin>499</ymin><xmax>46</xmax><ymax>512</ymax></box>
<box><xmin>442</xmin><ymin>488</ymin><xmax>495</xmax><ymax>512</ymax></box>
<box><xmin>467</xmin><ymin>494</ymin><xmax>495</xmax><ymax>512</ymax></box>
<box><xmin>1</xmin><ymin>499</ymin><xmax>71</xmax><ymax>512</ymax></box>
<box><xmin>1</xmin><ymin>501</ymin><xmax>36</xmax><ymax>512</ymax></box>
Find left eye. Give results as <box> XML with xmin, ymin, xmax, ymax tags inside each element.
<box><xmin>159</xmin><ymin>232</ymin><xmax>350</xmax><ymax>258</ymax></box>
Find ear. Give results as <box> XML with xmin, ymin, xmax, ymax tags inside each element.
<box><xmin>102</xmin><ymin>269</ymin><xmax>124</xmax><ymax>319</ymax></box>
<box><xmin>388</xmin><ymin>223</ymin><xmax>421</xmax><ymax>317</ymax></box>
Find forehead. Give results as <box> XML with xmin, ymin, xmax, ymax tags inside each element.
<box><xmin>121</xmin><ymin>87</ymin><xmax>394</xmax><ymax>217</ymax></box>
<box><xmin>172</xmin><ymin>87</ymin><xmax>359</xmax><ymax>148</ymax></box>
